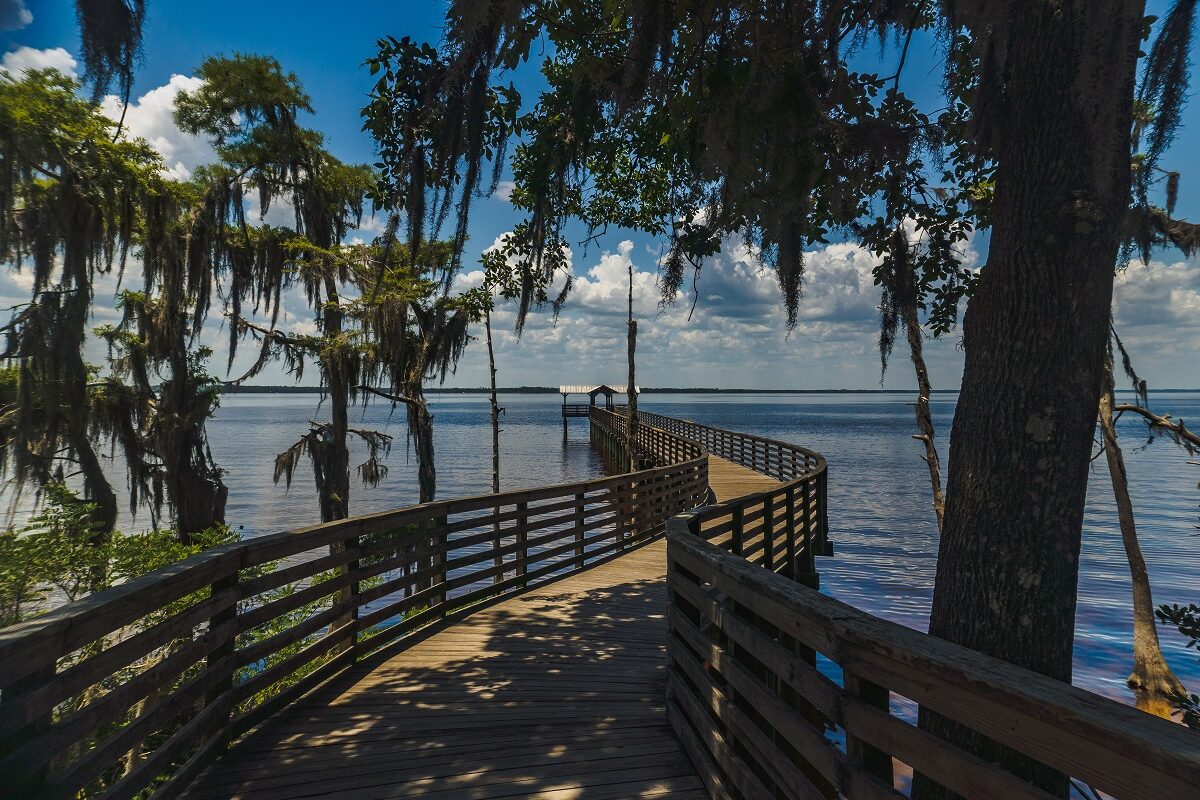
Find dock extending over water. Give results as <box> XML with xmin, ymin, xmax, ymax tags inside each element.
<box><xmin>1</xmin><ymin>409</ymin><xmax>1196</xmax><ymax>799</ymax></box>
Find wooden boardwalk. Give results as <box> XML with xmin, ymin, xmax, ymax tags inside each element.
<box><xmin>183</xmin><ymin>456</ymin><xmax>772</xmax><ymax>800</ymax></box>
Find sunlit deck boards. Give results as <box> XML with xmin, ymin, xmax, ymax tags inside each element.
<box><xmin>705</xmin><ymin>454</ymin><xmax>779</xmax><ymax>502</ymax></box>
<box><xmin>182</xmin><ymin>455</ymin><xmax>770</xmax><ymax>799</ymax></box>
<box><xmin>182</xmin><ymin>543</ymin><xmax>704</xmax><ymax>799</ymax></box>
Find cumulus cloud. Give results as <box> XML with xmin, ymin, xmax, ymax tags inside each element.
<box><xmin>572</xmin><ymin>240</ymin><xmax>659</xmax><ymax>316</ymax></box>
<box><xmin>1</xmin><ymin>45</ymin><xmax>76</xmax><ymax>76</ymax></box>
<box><xmin>493</xmin><ymin>181</ymin><xmax>516</xmax><ymax>202</ymax></box>
<box><xmin>100</xmin><ymin>75</ymin><xmax>215</xmax><ymax>180</ymax></box>
<box><xmin>1111</xmin><ymin>256</ymin><xmax>1200</xmax><ymax>384</ymax></box>
<box><xmin>0</xmin><ymin>0</ymin><xmax>32</xmax><ymax>31</ymax></box>
<box><xmin>441</xmin><ymin>226</ymin><xmax>1053</xmax><ymax>389</ymax></box>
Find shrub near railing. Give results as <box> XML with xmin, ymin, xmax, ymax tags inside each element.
<box><xmin>0</xmin><ymin>443</ymin><xmax>708</xmax><ymax>800</ymax></box>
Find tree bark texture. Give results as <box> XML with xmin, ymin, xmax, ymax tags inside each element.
<box><xmin>919</xmin><ymin>3</ymin><xmax>1145</xmax><ymax>797</ymax></box>
<box><xmin>409</xmin><ymin>397</ymin><xmax>437</xmax><ymax>504</ymax></box>
<box><xmin>164</xmin><ymin>337</ymin><xmax>227</xmax><ymax>542</ymax></box>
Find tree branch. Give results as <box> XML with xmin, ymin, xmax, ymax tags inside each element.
<box><xmin>357</xmin><ymin>384</ymin><xmax>426</xmax><ymax>408</ymax></box>
<box><xmin>1114</xmin><ymin>403</ymin><xmax>1200</xmax><ymax>450</ymax></box>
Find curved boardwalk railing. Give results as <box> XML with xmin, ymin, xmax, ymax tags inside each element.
<box><xmin>0</xmin><ymin>426</ymin><xmax>707</xmax><ymax>800</ymax></box>
<box><xmin>6</xmin><ymin>408</ymin><xmax>1199</xmax><ymax>800</ymax></box>
<box><xmin>646</xmin><ymin>417</ymin><xmax>1200</xmax><ymax>799</ymax></box>
<box><xmin>611</xmin><ymin>408</ymin><xmax>830</xmax><ymax>583</ymax></box>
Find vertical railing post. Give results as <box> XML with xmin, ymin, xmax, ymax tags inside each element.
<box><xmin>345</xmin><ymin>528</ymin><xmax>361</xmax><ymax>655</ymax></box>
<box><xmin>624</xmin><ymin>479</ymin><xmax>635</xmax><ymax>550</ymax></box>
<box><xmin>492</xmin><ymin>500</ymin><xmax>503</xmax><ymax>585</ymax></box>
<box><xmin>818</xmin><ymin>468</ymin><xmax>832</xmax><ymax>555</ymax></box>
<box><xmin>798</xmin><ymin>479</ymin><xmax>818</xmax><ymax>587</ymax></box>
<box><xmin>785</xmin><ymin>484</ymin><xmax>798</xmax><ymax>579</ymax></box>
<box><xmin>762</xmin><ymin>493</ymin><xmax>774</xmax><ymax>572</ymax></box>
<box><xmin>204</xmin><ymin>562</ymin><xmax>240</xmax><ymax>747</ymax></box>
<box><xmin>0</xmin><ymin>661</ymin><xmax>56</xmax><ymax>795</ymax></box>
<box><xmin>432</xmin><ymin>515</ymin><xmax>448</xmax><ymax>618</ymax></box>
<box><xmin>614</xmin><ymin>483</ymin><xmax>626</xmax><ymax>551</ymax></box>
<box><xmin>731</xmin><ymin>504</ymin><xmax>744</xmax><ymax>557</ymax></box>
<box><xmin>845</xmin><ymin>672</ymin><xmax>894</xmax><ymax>784</ymax></box>
<box><xmin>516</xmin><ymin>501</ymin><xmax>529</xmax><ymax>589</ymax></box>
<box><xmin>574</xmin><ymin>491</ymin><xmax>586</xmax><ymax>569</ymax></box>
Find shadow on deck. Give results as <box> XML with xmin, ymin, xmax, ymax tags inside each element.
<box><xmin>183</xmin><ymin>539</ymin><xmax>706</xmax><ymax>800</ymax></box>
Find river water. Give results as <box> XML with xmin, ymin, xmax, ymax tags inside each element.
<box><xmin>36</xmin><ymin>390</ymin><xmax>1200</xmax><ymax>707</ymax></box>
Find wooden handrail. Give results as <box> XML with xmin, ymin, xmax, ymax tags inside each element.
<box><xmin>614</xmin><ymin>408</ymin><xmax>831</xmax><ymax>581</ymax></box>
<box><xmin>665</xmin><ymin>512</ymin><xmax>1200</xmax><ymax>799</ymax></box>
<box><xmin>0</xmin><ymin>429</ymin><xmax>709</xmax><ymax>800</ymax></box>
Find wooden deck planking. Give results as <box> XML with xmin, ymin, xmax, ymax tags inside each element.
<box><xmin>704</xmin><ymin>454</ymin><xmax>779</xmax><ymax>502</ymax></box>
<box><xmin>183</xmin><ymin>454</ymin><xmax>775</xmax><ymax>799</ymax></box>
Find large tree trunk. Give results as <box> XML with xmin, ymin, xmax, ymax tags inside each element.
<box><xmin>408</xmin><ymin>396</ymin><xmax>436</xmax><ymax>503</ymax></box>
<box><xmin>918</xmin><ymin>3</ymin><xmax>1144</xmax><ymax>797</ymax></box>
<box><xmin>1099</xmin><ymin>357</ymin><xmax>1186</xmax><ymax>712</ymax></box>
<box><xmin>62</xmin><ymin>178</ymin><xmax>118</xmax><ymax>539</ymax></box>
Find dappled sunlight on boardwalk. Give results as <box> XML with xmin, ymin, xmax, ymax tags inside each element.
<box><xmin>183</xmin><ymin>540</ymin><xmax>707</xmax><ymax>799</ymax></box>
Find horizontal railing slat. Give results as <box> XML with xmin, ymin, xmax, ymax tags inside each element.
<box><xmin>0</xmin><ymin>410</ymin><xmax>721</xmax><ymax>800</ymax></box>
<box><xmin>667</xmin><ymin>531</ymin><xmax>1200</xmax><ymax>800</ymax></box>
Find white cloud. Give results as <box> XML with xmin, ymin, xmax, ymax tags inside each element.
<box><xmin>243</xmin><ymin>192</ymin><xmax>299</xmax><ymax>229</ymax></box>
<box><xmin>572</xmin><ymin>240</ymin><xmax>659</xmax><ymax>315</ymax></box>
<box><xmin>100</xmin><ymin>75</ymin><xmax>214</xmax><ymax>180</ymax></box>
<box><xmin>1</xmin><ymin>46</ymin><xmax>75</xmax><ymax>77</ymax></box>
<box><xmin>493</xmin><ymin>181</ymin><xmax>516</xmax><ymax>202</ymax></box>
<box><xmin>1111</xmin><ymin>256</ymin><xmax>1200</xmax><ymax>384</ymax></box>
<box><xmin>0</xmin><ymin>0</ymin><xmax>32</xmax><ymax>31</ymax></box>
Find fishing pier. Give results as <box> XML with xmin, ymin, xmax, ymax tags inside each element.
<box><xmin>1</xmin><ymin>409</ymin><xmax>1197</xmax><ymax>799</ymax></box>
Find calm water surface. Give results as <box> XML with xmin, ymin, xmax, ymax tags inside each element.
<box><xmin>64</xmin><ymin>391</ymin><xmax>1200</xmax><ymax>705</ymax></box>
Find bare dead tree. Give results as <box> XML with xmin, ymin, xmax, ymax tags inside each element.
<box><xmin>1114</xmin><ymin>403</ymin><xmax>1200</xmax><ymax>449</ymax></box>
<box><xmin>626</xmin><ymin>260</ymin><xmax>638</xmax><ymax>472</ymax></box>
<box><xmin>1099</xmin><ymin>349</ymin><xmax>1187</xmax><ymax>713</ymax></box>
<box><xmin>485</xmin><ymin>305</ymin><xmax>502</xmax><ymax>494</ymax></box>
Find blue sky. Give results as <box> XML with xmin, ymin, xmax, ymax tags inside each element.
<box><xmin>3</xmin><ymin>0</ymin><xmax>1199</xmax><ymax>389</ymax></box>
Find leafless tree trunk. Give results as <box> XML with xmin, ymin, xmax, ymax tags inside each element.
<box><xmin>1099</xmin><ymin>357</ymin><xmax>1186</xmax><ymax>712</ymax></box>
<box><xmin>626</xmin><ymin>261</ymin><xmax>638</xmax><ymax>472</ymax></box>
<box><xmin>485</xmin><ymin>306</ymin><xmax>501</xmax><ymax>494</ymax></box>
<box><xmin>485</xmin><ymin>305</ymin><xmax>503</xmax><ymax>581</ymax></box>
<box><xmin>903</xmin><ymin>292</ymin><xmax>945</xmax><ymax>532</ymax></box>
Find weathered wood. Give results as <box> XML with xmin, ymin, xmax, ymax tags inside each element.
<box><xmin>0</xmin><ymin>410</ymin><xmax>716</xmax><ymax>800</ymax></box>
<box><xmin>667</xmin><ymin>531</ymin><xmax>1200</xmax><ymax>800</ymax></box>
<box><xmin>844</xmin><ymin>671</ymin><xmax>894</xmax><ymax>785</ymax></box>
<box><xmin>183</xmin><ymin>539</ymin><xmax>707</xmax><ymax>800</ymax></box>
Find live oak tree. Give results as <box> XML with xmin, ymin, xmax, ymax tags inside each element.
<box><xmin>91</xmin><ymin>54</ymin><xmax>372</xmax><ymax>536</ymax></box>
<box><xmin>169</xmin><ymin>54</ymin><xmax>392</xmax><ymax>524</ymax></box>
<box><xmin>880</xmin><ymin>1</ymin><xmax>1198</xmax><ymax>718</ymax></box>
<box><xmin>354</xmin><ymin>240</ymin><xmax>473</xmax><ymax>504</ymax></box>
<box><xmin>362</xmin><ymin>2</ymin><xmax>1194</xmax><ymax>793</ymax></box>
<box><xmin>0</xmin><ymin>69</ymin><xmax>164</xmax><ymax>536</ymax></box>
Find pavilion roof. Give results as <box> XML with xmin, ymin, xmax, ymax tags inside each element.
<box><xmin>558</xmin><ymin>384</ymin><xmax>639</xmax><ymax>395</ymax></box>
